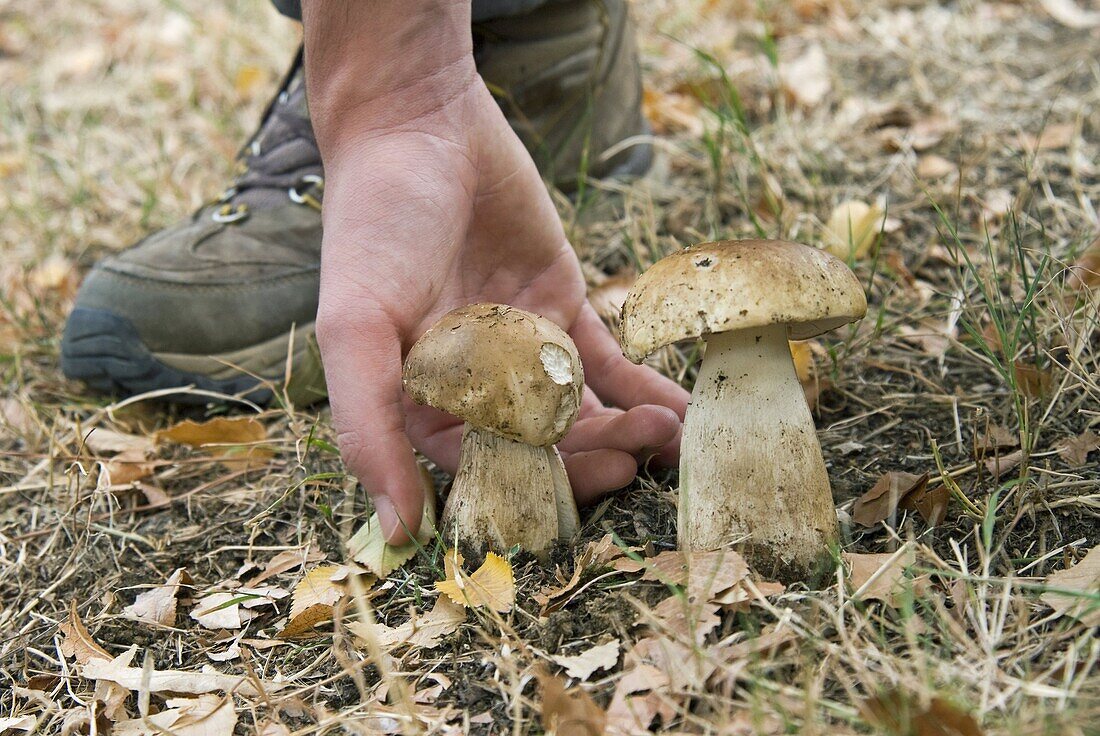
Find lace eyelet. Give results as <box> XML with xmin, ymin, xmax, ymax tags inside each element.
<box><xmin>288</xmin><ymin>175</ymin><xmax>324</xmax><ymax>210</ymax></box>
<box><xmin>212</xmin><ymin>204</ymin><xmax>249</xmax><ymax>223</ymax></box>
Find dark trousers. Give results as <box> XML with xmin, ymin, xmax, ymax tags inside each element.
<box><xmin>272</xmin><ymin>0</ymin><xmax>553</xmax><ymax>23</ymax></box>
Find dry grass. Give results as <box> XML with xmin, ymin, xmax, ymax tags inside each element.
<box><xmin>2</xmin><ymin>0</ymin><xmax>1098</xmax><ymax>734</ymax></box>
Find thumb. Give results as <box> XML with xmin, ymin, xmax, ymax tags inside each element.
<box><xmin>316</xmin><ymin>311</ymin><xmax>424</xmax><ymax>545</ymax></box>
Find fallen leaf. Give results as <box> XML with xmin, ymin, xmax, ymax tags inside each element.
<box><xmin>983</xmin><ymin>449</ymin><xmax>1024</xmax><ymax>476</ymax></box>
<box><xmin>234</xmin><ymin>65</ymin><xmax>264</xmax><ymax>96</ymax></box>
<box><xmin>822</xmin><ymin>200</ymin><xmax>885</xmax><ymax>260</ymax></box>
<box><xmin>897</xmin><ymin>319</ymin><xmax>956</xmax><ymax>360</ymax></box>
<box><xmin>247</xmin><ymin>546</ymin><xmax>325</xmax><ymax>586</ymax></box>
<box><xmin>59</xmin><ymin>601</ymin><xmax>111</xmax><ymax>664</ymax></box>
<box><xmin>349</xmin><ymin>595</ymin><xmax>466</xmax><ymax>652</ymax></box>
<box><xmin>538</xmin><ymin>669</ymin><xmax>606</xmax><ymax>736</ymax></box>
<box><xmin>1018</xmin><ymin>122</ymin><xmax>1076</xmax><ymax>152</ymax></box>
<box><xmin>290</xmin><ymin>564</ymin><xmax>351</xmax><ymax>618</ymax></box>
<box><xmin>0</xmin><ymin>716</ymin><xmax>36</xmax><ymax>734</ymax></box>
<box><xmin>83</xmin><ymin>428</ymin><xmax>155</xmax><ymax>455</ymax></box>
<box><xmin>190</xmin><ymin>586</ymin><xmax>287</xmax><ymax>630</ymax></box>
<box><xmin>123</xmin><ymin>568</ymin><xmax>192</xmax><ymax>626</ymax></box>
<box><xmin>1014</xmin><ymin>362</ymin><xmax>1053</xmax><ymax>399</ymax></box>
<box><xmin>790</xmin><ymin>340</ymin><xmax>826</xmax><ymax>410</ymax></box>
<box><xmin>917</xmin><ymin>155</ymin><xmax>957</xmax><ymax>179</ymax></box>
<box><xmin>649</xmin><ymin>595</ymin><xmax>721</xmax><ymax>644</ymax></box>
<box><xmin>851</xmin><ymin>472</ymin><xmax>931</xmax><ymax>527</ymax></box>
<box><xmin>899</xmin><ymin>483</ymin><xmax>950</xmax><ymax>527</ymax></box>
<box><xmin>843</xmin><ymin>550</ymin><xmax>929</xmax><ymax>607</ymax></box>
<box><xmin>155</xmin><ymin>417</ymin><xmax>272</xmax><ymax>469</ymax></box>
<box><xmin>0</xmin><ymin>397</ymin><xmax>37</xmax><ymax>437</ymax></box>
<box><xmin>779</xmin><ymin>42</ymin><xmax>830</xmax><ymax>108</ymax></box>
<box><xmin>1066</xmin><ymin>237</ymin><xmax>1099</xmax><ymax>292</ymax></box>
<box><xmin>102</xmin><ymin>449</ymin><xmax>157</xmax><ymax>487</ymax></box>
<box><xmin>114</xmin><ymin>694</ymin><xmax>237</xmax><ymax>736</ymax></box>
<box><xmin>1055</xmin><ymin>430</ymin><xmax>1100</xmax><ymax>467</ymax></box>
<box><xmin>862</xmin><ymin>688</ymin><xmax>984</xmax><ymax>736</ymax></box>
<box><xmin>642</xmin><ymin>86</ymin><xmax>704</xmax><ymax>136</ymax></box>
<box><xmin>348</xmin><ymin>471</ymin><xmax>436</xmax><ymax>577</ymax></box>
<box><xmin>711</xmin><ymin>578</ymin><xmax>786</xmax><ymax>612</ymax></box>
<box><xmin>551</xmin><ymin>639</ymin><xmax>620</xmax><ymax>681</ymax></box>
<box><xmin>605</xmin><ymin>664</ymin><xmax>672</xmax><ymax>735</ymax></box>
<box><xmin>257</xmin><ymin>722</ymin><xmax>292</xmax><ymax>736</ymax></box>
<box><xmin>633</xmin><ymin>549</ymin><xmax>749</xmax><ymax>600</ymax></box>
<box><xmin>535</xmin><ymin>534</ymin><xmax>626</xmax><ymax>614</ymax></box>
<box><xmin>1041</xmin><ymin>546</ymin><xmax>1100</xmax><ymax>625</ymax></box>
<box><xmin>1040</xmin><ymin>0</ymin><xmax>1100</xmax><ymax>28</ymax></box>
<box><xmin>631</xmin><ymin>635</ymin><xmax>716</xmax><ymax>691</ymax></box>
<box><xmin>277</xmin><ymin>603</ymin><xmax>335</xmax><ymax>640</ymax></box>
<box><xmin>974</xmin><ymin>423</ymin><xmax>1018</xmax><ymax>454</ymax></box>
<box><xmin>588</xmin><ymin>273</ymin><xmax>637</xmax><ymax>323</ymax></box>
<box><xmin>84</xmin><ymin>647</ymin><xmax>280</xmax><ymax>696</ymax></box>
<box><xmin>435</xmin><ymin>551</ymin><xmax>515</xmax><ymax>613</ymax></box>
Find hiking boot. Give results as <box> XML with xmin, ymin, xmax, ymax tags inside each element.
<box><xmin>61</xmin><ymin>0</ymin><xmax>652</xmax><ymax>405</ymax></box>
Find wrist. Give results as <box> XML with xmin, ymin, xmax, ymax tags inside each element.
<box><xmin>301</xmin><ymin>1</ymin><xmax>477</xmax><ymax>156</ymax></box>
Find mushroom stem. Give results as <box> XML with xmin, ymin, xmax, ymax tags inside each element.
<box><xmin>442</xmin><ymin>424</ymin><xmax>578</xmax><ymax>556</ymax></box>
<box><xmin>679</xmin><ymin>323</ymin><xmax>839</xmax><ymax>581</ymax></box>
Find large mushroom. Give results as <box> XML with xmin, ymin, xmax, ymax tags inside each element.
<box><xmin>402</xmin><ymin>303</ymin><xmax>582</xmax><ymax>556</ymax></box>
<box><xmin>619</xmin><ymin>240</ymin><xmax>866</xmax><ymax>581</ymax></box>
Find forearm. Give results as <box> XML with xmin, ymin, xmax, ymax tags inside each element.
<box><xmin>300</xmin><ymin>0</ymin><xmax>477</xmax><ymax>158</ymax></box>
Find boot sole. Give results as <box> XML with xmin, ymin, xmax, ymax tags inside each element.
<box><xmin>61</xmin><ymin>308</ymin><xmax>324</xmax><ymax>405</ymax></box>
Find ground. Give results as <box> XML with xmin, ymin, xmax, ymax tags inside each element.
<box><xmin>1</xmin><ymin>0</ymin><xmax>1098</xmax><ymax>734</ymax></box>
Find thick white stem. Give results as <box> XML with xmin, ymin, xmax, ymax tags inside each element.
<box><xmin>441</xmin><ymin>425</ymin><xmax>577</xmax><ymax>556</ymax></box>
<box><xmin>679</xmin><ymin>324</ymin><xmax>838</xmax><ymax>580</ymax></box>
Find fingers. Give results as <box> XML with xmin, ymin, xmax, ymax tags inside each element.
<box><xmin>564</xmin><ymin>449</ymin><xmax>639</xmax><ymax>506</ymax></box>
<box><xmin>570</xmin><ymin>303</ymin><xmax>690</xmax><ymax>420</ymax></box>
<box><xmin>558</xmin><ymin>405</ymin><xmax>680</xmax><ymax>460</ymax></box>
<box><xmin>316</xmin><ymin>312</ymin><xmax>425</xmax><ymax>545</ymax></box>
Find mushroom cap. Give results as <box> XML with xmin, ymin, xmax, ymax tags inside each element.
<box><xmin>619</xmin><ymin>239</ymin><xmax>867</xmax><ymax>362</ymax></box>
<box><xmin>403</xmin><ymin>303</ymin><xmax>583</xmax><ymax>446</ymax></box>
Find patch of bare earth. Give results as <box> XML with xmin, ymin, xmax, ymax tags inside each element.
<box><xmin>2</xmin><ymin>0</ymin><xmax>1098</xmax><ymax>734</ymax></box>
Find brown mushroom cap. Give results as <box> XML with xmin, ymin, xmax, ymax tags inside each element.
<box><xmin>403</xmin><ymin>303</ymin><xmax>583</xmax><ymax>446</ymax></box>
<box><xmin>619</xmin><ymin>239</ymin><xmax>867</xmax><ymax>362</ymax></box>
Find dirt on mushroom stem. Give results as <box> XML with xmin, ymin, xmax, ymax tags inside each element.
<box><xmin>680</xmin><ymin>323</ymin><xmax>839</xmax><ymax>584</ymax></box>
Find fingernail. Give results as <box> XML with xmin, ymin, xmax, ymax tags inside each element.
<box><xmin>373</xmin><ymin>496</ymin><xmax>400</xmax><ymax>542</ymax></box>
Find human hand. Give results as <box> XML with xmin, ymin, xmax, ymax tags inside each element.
<box><xmin>303</xmin><ymin>2</ymin><xmax>688</xmax><ymax>543</ymax></box>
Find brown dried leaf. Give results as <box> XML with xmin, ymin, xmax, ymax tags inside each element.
<box><xmin>862</xmin><ymin>688</ymin><xmax>983</xmax><ymax>736</ymax></box>
<box><xmin>1017</xmin><ymin>122</ymin><xmax>1076</xmax><ymax>152</ymax></box>
<box><xmin>535</xmin><ymin>534</ymin><xmax>628</xmax><ymax>614</ymax></box>
<box><xmin>1055</xmin><ymin>430</ymin><xmax>1100</xmax><ymax>467</ymax></box>
<box><xmin>59</xmin><ymin>601</ymin><xmax>111</xmax><ymax>664</ymax></box>
<box><xmin>538</xmin><ymin>669</ymin><xmax>606</xmax><ymax>736</ymax></box>
<box><xmin>711</xmin><ymin>578</ymin><xmax>786</xmax><ymax>612</ymax></box>
<box><xmin>155</xmin><ymin>417</ymin><xmax>272</xmax><ymax>469</ymax></box>
<box><xmin>102</xmin><ymin>449</ymin><xmax>157</xmax><ymax>487</ymax></box>
<box><xmin>1066</xmin><ymin>237</ymin><xmax>1100</xmax><ymax>292</ymax></box>
<box><xmin>1041</xmin><ymin>546</ymin><xmax>1100</xmax><ymax>625</ymax></box>
<box><xmin>276</xmin><ymin>603</ymin><xmax>334</xmax><ymax>640</ymax></box>
<box><xmin>605</xmin><ymin>664</ymin><xmax>672</xmax><ymax>735</ymax></box>
<box><xmin>114</xmin><ymin>694</ymin><xmax>237</xmax><ymax>736</ymax></box>
<box><xmin>790</xmin><ymin>340</ymin><xmax>826</xmax><ymax>411</ymax></box>
<box><xmin>637</xmin><ymin>549</ymin><xmax>749</xmax><ymax>601</ymax></box>
<box><xmin>122</xmin><ymin>568</ymin><xmax>192</xmax><ymax>626</ymax></box>
<box><xmin>983</xmin><ymin>448</ymin><xmax>1023</xmax><ymax>476</ymax></box>
<box><xmin>851</xmin><ymin>472</ymin><xmax>930</xmax><ymax>527</ymax></box>
<box><xmin>975</xmin><ymin>423</ymin><xmax>1018</xmax><ymax>454</ymax></box>
<box><xmin>550</xmin><ymin>639</ymin><xmax>620</xmax><ymax>682</ymax></box>
<box><xmin>247</xmin><ymin>546</ymin><xmax>325</xmax><ymax>586</ymax></box>
<box><xmin>1013</xmin><ymin>362</ymin><xmax>1053</xmax><ymax>399</ymax></box>
<box><xmin>632</xmin><ymin>635</ymin><xmax>716</xmax><ymax>691</ymax></box>
<box><xmin>844</xmin><ymin>550</ymin><xmax>930</xmax><ymax>607</ymax></box>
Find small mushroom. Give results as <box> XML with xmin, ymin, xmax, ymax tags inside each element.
<box><xmin>402</xmin><ymin>303</ymin><xmax>582</xmax><ymax>556</ymax></box>
<box><xmin>619</xmin><ymin>240</ymin><xmax>867</xmax><ymax>581</ymax></box>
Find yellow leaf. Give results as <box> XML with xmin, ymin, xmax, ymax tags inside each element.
<box><xmin>347</xmin><ymin>481</ymin><xmax>436</xmax><ymax>577</ymax></box>
<box><xmin>823</xmin><ymin>200</ymin><xmax>885</xmax><ymax>260</ymax></box>
<box><xmin>435</xmin><ymin>551</ymin><xmax>516</xmax><ymax>613</ymax></box>
<box><xmin>276</xmin><ymin>603</ymin><xmax>334</xmax><ymax>640</ymax></box>
<box><xmin>154</xmin><ymin>417</ymin><xmax>271</xmax><ymax>469</ymax></box>
<box><xmin>234</xmin><ymin>65</ymin><xmax>264</xmax><ymax>96</ymax></box>
<box><xmin>289</xmin><ymin>564</ymin><xmax>355</xmax><ymax>618</ymax></box>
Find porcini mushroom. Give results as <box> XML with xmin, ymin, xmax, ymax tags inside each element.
<box><xmin>619</xmin><ymin>240</ymin><xmax>867</xmax><ymax>581</ymax></box>
<box><xmin>402</xmin><ymin>303</ymin><xmax>583</xmax><ymax>556</ymax></box>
